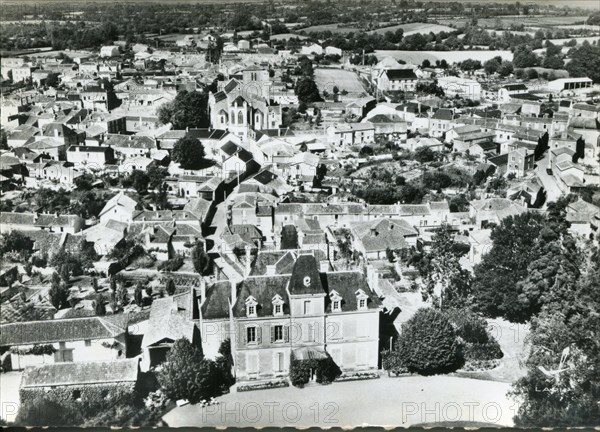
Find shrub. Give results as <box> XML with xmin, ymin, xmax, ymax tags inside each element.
<box><xmin>463</xmin><ymin>341</ymin><xmax>503</xmax><ymax>361</ymax></box>
<box><xmin>289</xmin><ymin>353</ymin><xmax>340</xmax><ymax>387</ymax></box>
<box><xmin>397</xmin><ymin>308</ymin><xmax>463</xmax><ymax>375</ymax></box>
<box><xmin>381</xmin><ymin>349</ymin><xmax>409</xmax><ymax>375</ymax></box>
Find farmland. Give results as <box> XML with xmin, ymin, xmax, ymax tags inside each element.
<box><xmin>373</xmin><ymin>50</ymin><xmax>513</xmax><ymax>65</ymax></box>
<box><xmin>314</xmin><ymin>68</ymin><xmax>368</xmax><ymax>96</ymax></box>
<box><xmin>368</xmin><ymin>22</ymin><xmax>456</xmax><ymax>36</ymax></box>
<box><xmin>434</xmin><ymin>15</ymin><xmax>591</xmax><ymax>29</ymax></box>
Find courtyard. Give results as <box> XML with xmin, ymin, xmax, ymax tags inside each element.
<box><xmin>163</xmin><ymin>374</ymin><xmax>515</xmax><ymax>428</ymax></box>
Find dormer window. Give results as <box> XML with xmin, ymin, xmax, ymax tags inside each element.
<box><xmin>329</xmin><ymin>290</ymin><xmax>343</xmax><ymax>312</ymax></box>
<box><xmin>355</xmin><ymin>289</ymin><xmax>369</xmax><ymax>311</ymax></box>
<box><xmin>245</xmin><ymin>295</ymin><xmax>258</xmax><ymax>317</ymax></box>
<box><xmin>272</xmin><ymin>294</ymin><xmax>284</xmax><ymax>317</ymax></box>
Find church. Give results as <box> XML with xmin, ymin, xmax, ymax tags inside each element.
<box><xmin>208</xmin><ymin>68</ymin><xmax>283</xmax><ymax>140</ymax></box>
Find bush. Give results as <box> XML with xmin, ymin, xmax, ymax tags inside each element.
<box><xmin>381</xmin><ymin>349</ymin><xmax>409</xmax><ymax>375</ymax></box>
<box><xmin>289</xmin><ymin>353</ymin><xmax>341</xmax><ymax>387</ymax></box>
<box><xmin>463</xmin><ymin>341</ymin><xmax>503</xmax><ymax>361</ymax></box>
<box><xmin>397</xmin><ymin>308</ymin><xmax>463</xmax><ymax>375</ymax></box>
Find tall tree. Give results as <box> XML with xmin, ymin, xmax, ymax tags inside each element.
<box><xmin>171</xmin><ymin>137</ymin><xmax>207</xmax><ymax>170</ymax></box>
<box><xmin>157</xmin><ymin>90</ymin><xmax>209</xmax><ymax>129</ymax></box>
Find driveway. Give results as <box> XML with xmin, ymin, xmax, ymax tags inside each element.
<box><xmin>0</xmin><ymin>371</ymin><xmax>22</xmax><ymax>423</ymax></box>
<box><xmin>163</xmin><ymin>375</ymin><xmax>515</xmax><ymax>428</ymax></box>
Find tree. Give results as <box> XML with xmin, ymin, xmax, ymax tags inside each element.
<box><xmin>414</xmin><ymin>146</ymin><xmax>436</xmax><ymax>163</ymax></box>
<box><xmin>94</xmin><ymin>294</ymin><xmax>106</xmax><ymax>316</ymax></box>
<box><xmin>497</xmin><ymin>60</ymin><xmax>514</xmax><ymax>77</ymax></box>
<box><xmin>483</xmin><ymin>56</ymin><xmax>502</xmax><ymax>75</ymax></box>
<box><xmin>49</xmin><ymin>274</ymin><xmax>69</xmax><ymax>310</ymax></box>
<box><xmin>295</xmin><ymin>77</ymin><xmax>323</xmax><ymax>104</ymax></box>
<box><xmin>471</xmin><ymin>208</ymin><xmax>575</xmax><ymax>323</ymax></box>
<box><xmin>165</xmin><ymin>278</ymin><xmax>176</xmax><ymax>296</ymax></box>
<box><xmin>117</xmin><ymin>284</ymin><xmax>129</xmax><ymax>307</ymax></box>
<box><xmin>511</xmin><ymin>249</ymin><xmax>600</xmax><ymax>426</ymax></box>
<box><xmin>171</xmin><ymin>136</ymin><xmax>207</xmax><ymax>170</ymax></box>
<box><xmin>566</xmin><ymin>41</ymin><xmax>600</xmax><ymax>83</ymax></box>
<box><xmin>128</xmin><ymin>170</ymin><xmax>149</xmax><ymax>194</ymax></box>
<box><xmin>157</xmin><ymin>338</ymin><xmax>226</xmax><ymax>403</ymax></box>
<box><xmin>74</xmin><ymin>173</ymin><xmax>95</xmax><ymax>190</ymax></box>
<box><xmin>157</xmin><ymin>90</ymin><xmax>210</xmax><ymax>129</ymax></box>
<box><xmin>134</xmin><ymin>282</ymin><xmax>143</xmax><ymax>306</ymax></box>
<box><xmin>0</xmin><ymin>231</ymin><xmax>34</xmax><ymax>256</ymax></box>
<box><xmin>191</xmin><ymin>241</ymin><xmax>211</xmax><ymax>276</ymax></box>
<box><xmin>397</xmin><ymin>308</ymin><xmax>462</xmax><ymax>375</ymax></box>
<box><xmin>147</xmin><ymin>162</ymin><xmax>169</xmax><ymax>190</ymax></box>
<box><xmin>513</xmin><ymin>46</ymin><xmax>540</xmax><ymax>68</ymax></box>
<box><xmin>421</xmin><ymin>224</ymin><xmax>472</xmax><ymax>309</ymax></box>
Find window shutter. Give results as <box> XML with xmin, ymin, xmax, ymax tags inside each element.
<box><xmin>244</xmin><ymin>326</ymin><xmax>248</xmax><ymax>345</ymax></box>
<box><xmin>270</xmin><ymin>325</ymin><xmax>275</xmax><ymax>343</ymax></box>
<box><xmin>284</xmin><ymin>324</ymin><xmax>290</xmax><ymax>343</ymax></box>
<box><xmin>257</xmin><ymin>326</ymin><xmax>262</xmax><ymax>344</ymax></box>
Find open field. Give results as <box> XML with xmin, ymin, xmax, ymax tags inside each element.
<box><xmin>299</xmin><ymin>24</ymin><xmax>363</xmax><ymax>34</ymax></box>
<box><xmin>374</xmin><ymin>50</ymin><xmax>513</xmax><ymax>65</ymax></box>
<box><xmin>435</xmin><ymin>15</ymin><xmax>590</xmax><ymax>29</ymax></box>
<box><xmin>314</xmin><ymin>68</ymin><xmax>367</xmax><ymax>95</ymax></box>
<box><xmin>368</xmin><ymin>22</ymin><xmax>456</xmax><ymax>36</ymax></box>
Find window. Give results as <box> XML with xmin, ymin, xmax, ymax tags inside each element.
<box><xmin>332</xmin><ymin>300</ymin><xmax>341</xmax><ymax>312</ymax></box>
<box><xmin>247</xmin><ymin>305</ymin><xmax>255</xmax><ymax>316</ymax></box>
<box><xmin>359</xmin><ymin>299</ymin><xmax>367</xmax><ymax>309</ymax></box>
<box><xmin>272</xmin><ymin>325</ymin><xmax>284</xmax><ymax>342</ymax></box>
<box><xmin>274</xmin><ymin>304</ymin><xmax>282</xmax><ymax>315</ymax></box>
<box><xmin>237</xmin><ymin>111</ymin><xmax>244</xmax><ymax>124</ymax></box>
<box><xmin>84</xmin><ymin>340</ymin><xmax>91</xmax><ymax>347</ymax></box>
<box><xmin>246</xmin><ymin>326</ymin><xmax>257</xmax><ymax>344</ymax></box>
<box><xmin>303</xmin><ymin>300</ymin><xmax>311</xmax><ymax>315</ymax></box>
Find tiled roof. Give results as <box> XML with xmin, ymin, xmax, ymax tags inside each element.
<box><xmin>21</xmin><ymin>359</ymin><xmax>139</xmax><ymax>388</ymax></box>
<box><xmin>0</xmin><ymin>315</ymin><xmax>128</xmax><ymax>346</ymax></box>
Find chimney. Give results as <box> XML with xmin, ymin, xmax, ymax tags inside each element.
<box><xmin>319</xmin><ymin>260</ymin><xmax>329</xmax><ymax>272</ymax></box>
<box><xmin>266</xmin><ymin>264</ymin><xmax>276</xmax><ymax>276</ymax></box>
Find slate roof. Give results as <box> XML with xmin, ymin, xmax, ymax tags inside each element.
<box><xmin>0</xmin><ymin>315</ymin><xmax>129</xmax><ymax>346</ymax></box>
<box><xmin>288</xmin><ymin>254</ymin><xmax>325</xmax><ymax>295</ymax></box>
<box><xmin>385</xmin><ymin>69</ymin><xmax>417</xmax><ymax>80</ymax></box>
<box><xmin>142</xmin><ymin>292</ymin><xmax>197</xmax><ymax>348</ymax></box>
<box><xmin>233</xmin><ymin>275</ymin><xmax>290</xmax><ymax>317</ymax></box>
<box><xmin>320</xmin><ymin>271</ymin><xmax>381</xmax><ymax>312</ymax></box>
<box><xmin>21</xmin><ymin>359</ymin><xmax>139</xmax><ymax>388</ymax></box>
<box><xmin>201</xmin><ymin>281</ymin><xmax>231</xmax><ymax>320</ymax></box>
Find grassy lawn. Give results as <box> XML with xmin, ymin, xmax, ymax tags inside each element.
<box><xmin>163</xmin><ymin>374</ymin><xmax>515</xmax><ymax>427</ymax></box>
